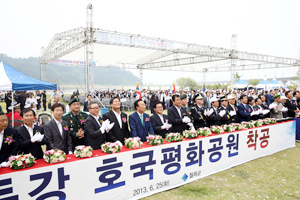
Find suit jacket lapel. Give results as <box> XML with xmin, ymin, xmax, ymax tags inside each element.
<box><xmin>111</xmin><ymin>111</ymin><xmax>121</xmax><ymax>129</ymax></box>
<box><xmin>52</xmin><ymin>119</ymin><xmax>63</xmax><ymax>140</ymax></box>
<box><xmin>20</xmin><ymin>126</ymin><xmax>31</xmax><ymax>140</ymax></box>
<box><xmin>142</xmin><ymin>113</ymin><xmax>146</xmax><ymax>129</ymax></box>
<box><xmin>173</xmin><ymin>106</ymin><xmax>181</xmax><ymax>119</ymax></box>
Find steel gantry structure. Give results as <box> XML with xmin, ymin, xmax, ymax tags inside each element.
<box><xmin>40</xmin><ymin>4</ymin><xmax>300</xmax><ymax>92</ymax></box>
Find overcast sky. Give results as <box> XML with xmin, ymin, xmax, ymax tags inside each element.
<box><xmin>0</xmin><ymin>0</ymin><xmax>299</xmax><ymax>85</ymax></box>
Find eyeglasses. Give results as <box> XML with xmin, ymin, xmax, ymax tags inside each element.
<box><xmin>0</xmin><ymin>119</ymin><xmax>8</xmax><ymax>123</ymax></box>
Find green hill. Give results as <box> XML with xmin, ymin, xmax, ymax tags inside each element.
<box><xmin>0</xmin><ymin>54</ymin><xmax>138</xmax><ymax>85</ymax></box>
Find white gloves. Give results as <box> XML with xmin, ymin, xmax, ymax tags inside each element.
<box><xmin>188</xmin><ymin>123</ymin><xmax>196</xmax><ymax>131</ymax></box>
<box><xmin>31</xmin><ymin>134</ymin><xmax>44</xmax><ymax>143</ymax></box>
<box><xmin>116</xmin><ymin>141</ymin><xmax>123</xmax><ymax>148</ymax></box>
<box><xmin>162</xmin><ymin>123</ymin><xmax>172</xmax><ymax>130</ymax></box>
<box><xmin>68</xmin><ymin>151</ymin><xmax>73</xmax><ymax>155</ymax></box>
<box><xmin>229</xmin><ymin>110</ymin><xmax>236</xmax><ymax>116</ymax></box>
<box><xmin>1</xmin><ymin>162</ymin><xmax>9</xmax><ymax>168</ymax></box>
<box><xmin>282</xmin><ymin>107</ymin><xmax>288</xmax><ymax>112</ymax></box>
<box><xmin>31</xmin><ymin>134</ymin><xmax>39</xmax><ymax>143</ymax></box>
<box><xmin>269</xmin><ymin>104</ymin><xmax>276</xmax><ymax>109</ymax></box>
<box><xmin>100</xmin><ymin>119</ymin><xmax>110</xmax><ymax>134</ymax></box>
<box><xmin>182</xmin><ymin>116</ymin><xmax>191</xmax><ymax>123</ymax></box>
<box><xmin>205</xmin><ymin>109</ymin><xmax>213</xmax><ymax>117</ymax></box>
<box><xmin>106</xmin><ymin>122</ymin><xmax>115</xmax><ymax>133</ymax></box>
<box><xmin>251</xmin><ymin>111</ymin><xmax>259</xmax><ymax>116</ymax></box>
<box><xmin>219</xmin><ymin>110</ymin><xmax>226</xmax><ymax>117</ymax></box>
<box><xmin>262</xmin><ymin>110</ymin><xmax>270</xmax><ymax>115</ymax></box>
<box><xmin>187</xmin><ymin>122</ymin><xmax>193</xmax><ymax>127</ymax></box>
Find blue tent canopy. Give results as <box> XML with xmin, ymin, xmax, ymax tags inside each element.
<box><xmin>258</xmin><ymin>79</ymin><xmax>270</xmax><ymax>85</ymax></box>
<box><xmin>236</xmin><ymin>79</ymin><xmax>248</xmax><ymax>84</ymax></box>
<box><xmin>270</xmin><ymin>79</ymin><xmax>280</xmax><ymax>84</ymax></box>
<box><xmin>0</xmin><ymin>61</ymin><xmax>57</xmax><ymax>91</ymax></box>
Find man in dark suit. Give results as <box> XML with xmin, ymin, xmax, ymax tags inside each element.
<box><xmin>267</xmin><ymin>90</ymin><xmax>275</xmax><ymax>105</ymax></box>
<box><xmin>83</xmin><ymin>94</ymin><xmax>92</xmax><ymax>112</ymax></box>
<box><xmin>226</xmin><ymin>95</ymin><xmax>239</xmax><ymax>123</ymax></box>
<box><xmin>188</xmin><ymin>90</ymin><xmax>196</xmax><ymax>107</ymax></box>
<box><xmin>258</xmin><ymin>94</ymin><xmax>270</xmax><ymax>117</ymax></box>
<box><xmin>42</xmin><ymin>91</ymin><xmax>47</xmax><ymax>111</ymax></box>
<box><xmin>0</xmin><ymin>112</ymin><xmax>19</xmax><ymax>167</ymax></box>
<box><xmin>18</xmin><ymin>109</ymin><xmax>48</xmax><ymax>159</ymax></box>
<box><xmin>190</xmin><ymin>94</ymin><xmax>208</xmax><ymax>129</ymax></box>
<box><xmin>167</xmin><ymin>95</ymin><xmax>190</xmax><ymax>133</ymax></box>
<box><xmin>129</xmin><ymin>99</ymin><xmax>155</xmax><ymax>142</ymax></box>
<box><xmin>102</xmin><ymin>97</ymin><xmax>130</xmax><ymax>144</ymax></box>
<box><xmin>44</xmin><ymin>103</ymin><xmax>73</xmax><ymax>154</ymax></box>
<box><xmin>285</xmin><ymin>90</ymin><xmax>300</xmax><ymax>117</ymax></box>
<box><xmin>150</xmin><ymin>102</ymin><xmax>171</xmax><ymax>138</ymax></box>
<box><xmin>203</xmin><ymin>91</ymin><xmax>211</xmax><ymax>108</ymax></box>
<box><xmin>237</xmin><ymin>95</ymin><xmax>258</xmax><ymax>122</ymax></box>
<box><xmin>248</xmin><ymin>96</ymin><xmax>258</xmax><ymax>121</ymax></box>
<box><xmin>85</xmin><ymin>101</ymin><xmax>114</xmax><ymax>149</ymax></box>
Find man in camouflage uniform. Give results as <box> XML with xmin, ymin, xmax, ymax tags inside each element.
<box><xmin>62</xmin><ymin>98</ymin><xmax>88</xmax><ymax>150</ymax></box>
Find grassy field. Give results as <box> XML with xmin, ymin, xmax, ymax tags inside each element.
<box><xmin>143</xmin><ymin>143</ymin><xmax>300</xmax><ymax>200</ymax></box>
<box><xmin>1</xmin><ymin>101</ymin><xmax>300</xmax><ymax>199</ymax></box>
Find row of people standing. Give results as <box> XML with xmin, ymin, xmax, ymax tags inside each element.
<box><xmin>1</xmin><ymin>91</ymin><xmax>298</xmax><ymax>167</ymax></box>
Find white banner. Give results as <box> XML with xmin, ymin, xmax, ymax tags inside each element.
<box><xmin>0</xmin><ymin>121</ymin><xmax>295</xmax><ymax>200</ymax></box>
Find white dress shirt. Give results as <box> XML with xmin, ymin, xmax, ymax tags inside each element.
<box><xmin>0</xmin><ymin>130</ymin><xmax>3</xmax><ymax>150</ymax></box>
<box><xmin>91</xmin><ymin>114</ymin><xmax>101</xmax><ymax>127</ymax></box>
<box><xmin>24</xmin><ymin>124</ymin><xmax>34</xmax><ymax>138</ymax></box>
<box><xmin>54</xmin><ymin>118</ymin><xmax>63</xmax><ymax>136</ymax></box>
<box><xmin>230</xmin><ymin>104</ymin><xmax>235</xmax><ymax>110</ymax></box>
<box><xmin>175</xmin><ymin>106</ymin><xmax>182</xmax><ymax>118</ymax></box>
<box><xmin>112</xmin><ymin>110</ymin><xmax>122</xmax><ymax>129</ymax></box>
<box><xmin>157</xmin><ymin>114</ymin><xmax>164</xmax><ymax>124</ymax></box>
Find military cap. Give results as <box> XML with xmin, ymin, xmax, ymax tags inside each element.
<box><xmin>68</xmin><ymin>98</ymin><xmax>80</xmax><ymax>105</ymax></box>
<box><xmin>273</xmin><ymin>94</ymin><xmax>280</xmax><ymax>99</ymax></box>
<box><xmin>220</xmin><ymin>97</ymin><xmax>228</xmax><ymax>102</ymax></box>
<box><xmin>180</xmin><ymin>95</ymin><xmax>187</xmax><ymax>100</ymax></box>
<box><xmin>194</xmin><ymin>94</ymin><xmax>203</xmax><ymax>101</ymax></box>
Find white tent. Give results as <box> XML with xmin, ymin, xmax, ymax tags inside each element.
<box><xmin>256</xmin><ymin>76</ymin><xmax>271</xmax><ymax>89</ymax></box>
<box><xmin>235</xmin><ymin>76</ymin><xmax>248</xmax><ymax>89</ymax></box>
<box><xmin>269</xmin><ymin>77</ymin><xmax>281</xmax><ymax>89</ymax></box>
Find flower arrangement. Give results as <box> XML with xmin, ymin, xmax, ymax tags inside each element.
<box><xmin>198</xmin><ymin>127</ymin><xmax>212</xmax><ymax>136</ymax></box>
<box><xmin>182</xmin><ymin>130</ymin><xmax>198</xmax><ymax>138</ymax></box>
<box><xmin>74</xmin><ymin>145</ymin><xmax>93</xmax><ymax>158</ymax></box>
<box><xmin>8</xmin><ymin>154</ymin><xmax>35</xmax><ymax>170</ymax></box>
<box><xmin>262</xmin><ymin>119</ymin><xmax>269</xmax><ymax>125</ymax></box>
<box><xmin>43</xmin><ymin>149</ymin><xmax>66</xmax><ymax>164</ymax></box>
<box><xmin>270</xmin><ymin>118</ymin><xmax>277</xmax><ymax>124</ymax></box>
<box><xmin>63</xmin><ymin>126</ymin><xmax>69</xmax><ymax>131</ymax></box>
<box><xmin>4</xmin><ymin>135</ymin><xmax>15</xmax><ymax>145</ymax></box>
<box><xmin>251</xmin><ymin>120</ymin><xmax>263</xmax><ymax>127</ymax></box>
<box><xmin>210</xmin><ymin>126</ymin><xmax>224</xmax><ymax>134</ymax></box>
<box><xmin>122</xmin><ymin>117</ymin><xmax>127</xmax><ymax>123</ymax></box>
<box><xmin>231</xmin><ymin>123</ymin><xmax>244</xmax><ymax>131</ymax></box>
<box><xmin>147</xmin><ymin>135</ymin><xmax>163</xmax><ymax>145</ymax></box>
<box><xmin>222</xmin><ymin>124</ymin><xmax>235</xmax><ymax>132</ymax></box>
<box><xmin>124</xmin><ymin>137</ymin><xmax>142</xmax><ymax>149</ymax></box>
<box><xmin>101</xmin><ymin>142</ymin><xmax>121</xmax><ymax>154</ymax></box>
<box><xmin>241</xmin><ymin>122</ymin><xmax>254</xmax><ymax>129</ymax></box>
<box><xmin>165</xmin><ymin>133</ymin><xmax>183</xmax><ymax>142</ymax></box>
